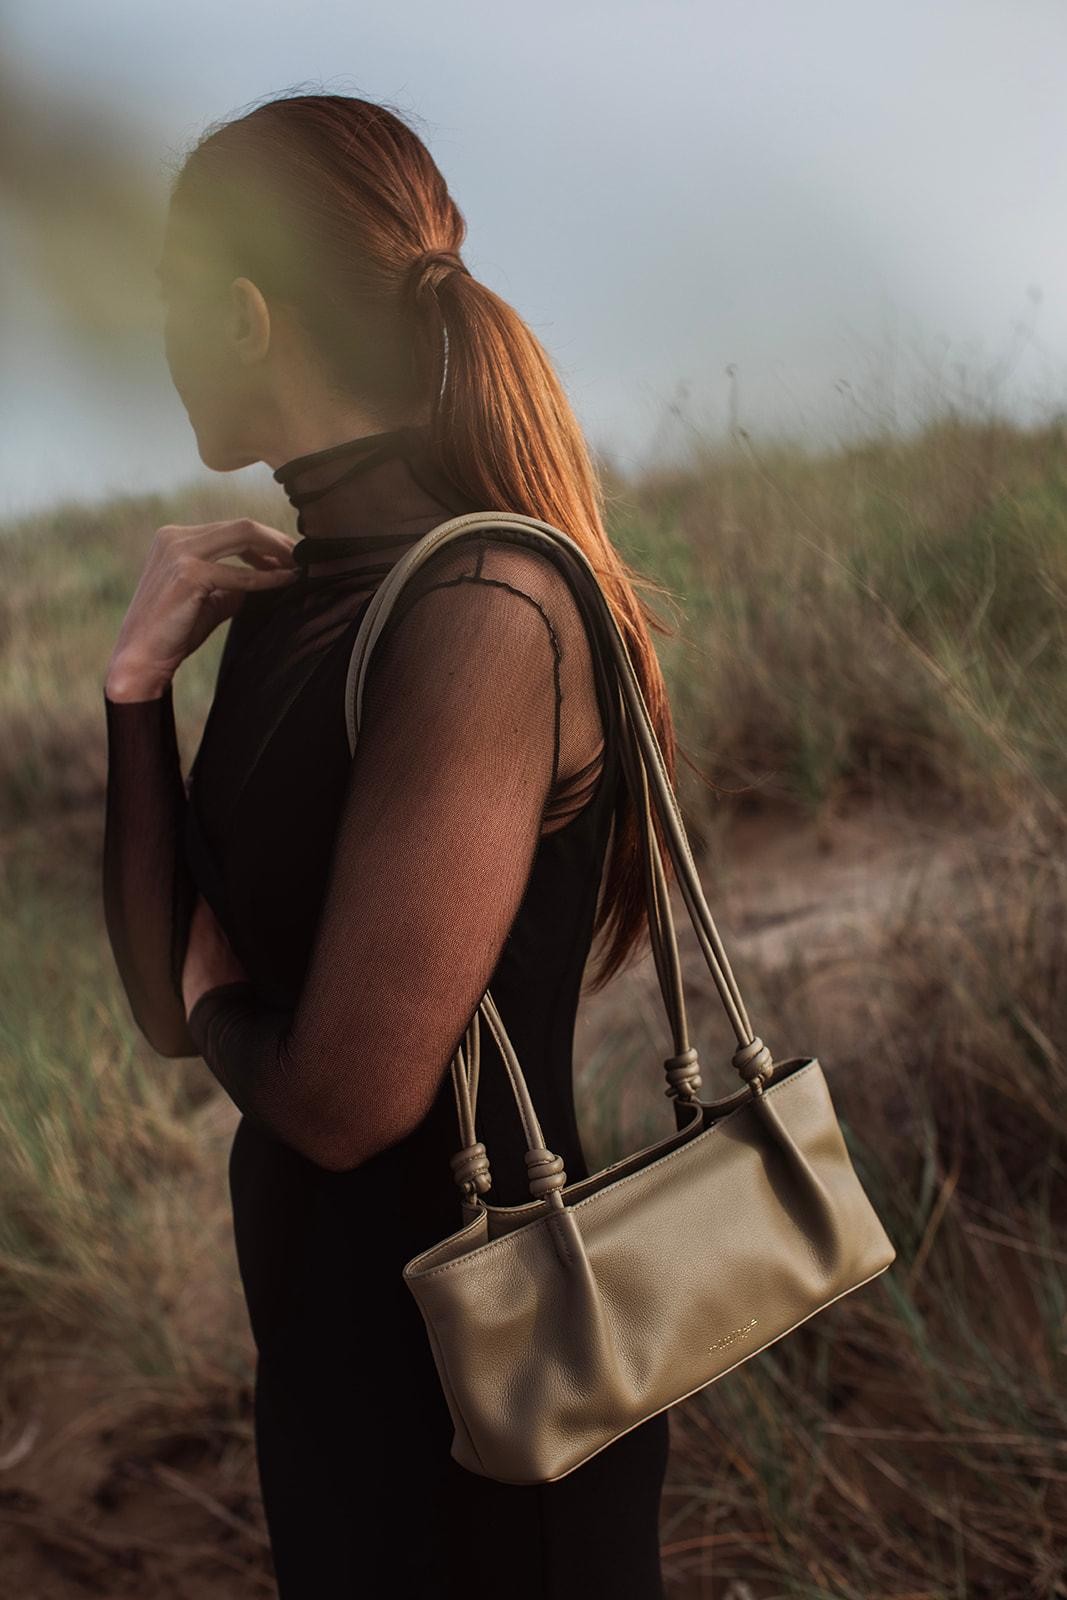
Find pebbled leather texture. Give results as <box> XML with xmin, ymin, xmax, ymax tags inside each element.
<box><xmin>344</xmin><ymin>510</ymin><xmax>898</xmax><ymax>1485</ymax></box>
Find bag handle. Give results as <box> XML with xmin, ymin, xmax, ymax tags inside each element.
<box><xmin>344</xmin><ymin>513</ymin><xmax>775</xmax><ymax>1211</ymax></box>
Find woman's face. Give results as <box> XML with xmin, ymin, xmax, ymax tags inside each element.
<box><xmin>155</xmin><ymin>205</ymin><xmax>268</xmax><ymax>471</ymax></box>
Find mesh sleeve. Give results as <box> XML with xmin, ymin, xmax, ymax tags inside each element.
<box><xmin>186</xmin><ymin>562</ymin><xmax>573</xmax><ymax>1170</ymax></box>
<box><xmin>102</xmin><ymin>680</ymin><xmax>201</xmax><ymax>1057</ymax></box>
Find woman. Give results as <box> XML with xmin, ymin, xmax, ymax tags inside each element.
<box><xmin>102</xmin><ymin>91</ymin><xmax>681</xmax><ymax>1598</ymax></box>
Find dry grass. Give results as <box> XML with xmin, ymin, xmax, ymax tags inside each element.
<box><xmin>0</xmin><ymin>406</ymin><xmax>1064</xmax><ymax>1595</ymax></box>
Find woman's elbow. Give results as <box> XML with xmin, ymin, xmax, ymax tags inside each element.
<box><xmin>301</xmin><ymin>1107</ymin><xmax>420</xmax><ymax>1174</ymax></box>
<box><xmin>301</xmin><ymin>1131</ymin><xmax>369</xmax><ymax>1173</ymax></box>
<box><xmin>280</xmin><ymin>1053</ymin><xmax>443</xmax><ymax>1172</ymax></box>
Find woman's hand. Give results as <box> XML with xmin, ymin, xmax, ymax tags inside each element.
<box><xmin>182</xmin><ymin>892</ymin><xmax>251</xmax><ymax>1021</ymax></box>
<box><xmin>105</xmin><ymin>518</ymin><xmax>300</xmax><ymax>699</ymax></box>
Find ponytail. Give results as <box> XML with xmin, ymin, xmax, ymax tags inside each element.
<box><xmin>173</xmin><ymin>89</ymin><xmax>702</xmax><ymax>989</ymax></box>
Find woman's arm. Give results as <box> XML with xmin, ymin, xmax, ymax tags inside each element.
<box><xmin>185</xmin><ymin>573</ymin><xmax>563</xmax><ymax>1171</ymax></box>
<box><xmin>102</xmin><ymin>677</ymin><xmax>202</xmax><ymax>1057</ymax></box>
<box><xmin>101</xmin><ymin>517</ymin><xmax>299</xmax><ymax>1057</ymax></box>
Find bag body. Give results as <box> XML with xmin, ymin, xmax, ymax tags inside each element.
<box><xmin>405</xmin><ymin>1055</ymin><xmax>894</xmax><ymax>1484</ymax></box>
<box><xmin>345</xmin><ymin>511</ymin><xmax>897</xmax><ymax>1486</ymax></box>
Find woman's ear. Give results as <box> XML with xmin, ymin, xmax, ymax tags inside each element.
<box><xmin>227</xmin><ymin>275</ymin><xmax>272</xmax><ymax>365</ymax></box>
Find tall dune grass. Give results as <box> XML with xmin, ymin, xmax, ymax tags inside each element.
<box><xmin>0</xmin><ymin>410</ymin><xmax>1063</xmax><ymax>1594</ymax></box>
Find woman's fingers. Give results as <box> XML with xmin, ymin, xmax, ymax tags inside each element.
<box><xmin>240</xmin><ymin>548</ymin><xmax>293</xmax><ymax>569</ymax></box>
<box><xmin>162</xmin><ymin>518</ymin><xmax>299</xmax><ymax>566</ymax></box>
<box><xmin>107</xmin><ymin>515</ymin><xmax>305</xmax><ymax>693</ymax></box>
<box><xmin>156</xmin><ymin>519</ymin><xmax>303</xmax><ymax>590</ymax></box>
<box><xmin>184</xmin><ymin>555</ymin><xmax>301</xmax><ymax>591</ymax></box>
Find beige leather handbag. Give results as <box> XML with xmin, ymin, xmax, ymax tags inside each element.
<box><xmin>344</xmin><ymin>510</ymin><xmax>897</xmax><ymax>1487</ymax></box>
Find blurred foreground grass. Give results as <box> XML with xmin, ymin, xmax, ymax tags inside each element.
<box><xmin>0</xmin><ymin>412</ymin><xmax>1064</xmax><ymax>1597</ymax></box>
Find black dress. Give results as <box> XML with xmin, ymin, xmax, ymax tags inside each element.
<box><xmin>102</xmin><ymin>424</ymin><xmax>671</xmax><ymax>1598</ymax></box>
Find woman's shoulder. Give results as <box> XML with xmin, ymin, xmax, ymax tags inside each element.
<box><xmin>385</xmin><ymin>529</ymin><xmax>589</xmax><ymax>637</ymax></box>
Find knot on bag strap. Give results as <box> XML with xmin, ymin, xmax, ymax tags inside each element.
<box><xmin>525</xmin><ymin>1148</ymin><xmax>567</xmax><ymax>1198</ymax></box>
<box><xmin>732</xmin><ymin>1036</ymin><xmax>774</xmax><ymax>1093</ymax></box>
<box><xmin>451</xmin><ymin>1141</ymin><xmax>492</xmax><ymax>1197</ymax></box>
<box><xmin>664</xmin><ymin>1046</ymin><xmax>703</xmax><ymax>1101</ymax></box>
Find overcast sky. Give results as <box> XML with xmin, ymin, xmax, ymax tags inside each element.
<box><xmin>3</xmin><ymin>0</ymin><xmax>1067</xmax><ymax>519</ymax></box>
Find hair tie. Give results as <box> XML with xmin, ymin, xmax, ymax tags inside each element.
<box><xmin>406</xmin><ymin>249</ymin><xmax>470</xmax><ymax>297</ymax></box>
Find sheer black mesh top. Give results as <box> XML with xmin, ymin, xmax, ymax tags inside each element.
<box><xmin>102</xmin><ymin>423</ymin><xmax>624</xmax><ymax>1348</ymax></box>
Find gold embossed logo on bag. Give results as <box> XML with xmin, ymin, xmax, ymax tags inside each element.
<box><xmin>708</xmin><ymin>1316</ymin><xmax>758</xmax><ymax>1353</ymax></box>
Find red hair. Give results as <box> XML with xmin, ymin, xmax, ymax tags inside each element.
<box><xmin>171</xmin><ymin>90</ymin><xmax>688</xmax><ymax>990</ymax></box>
